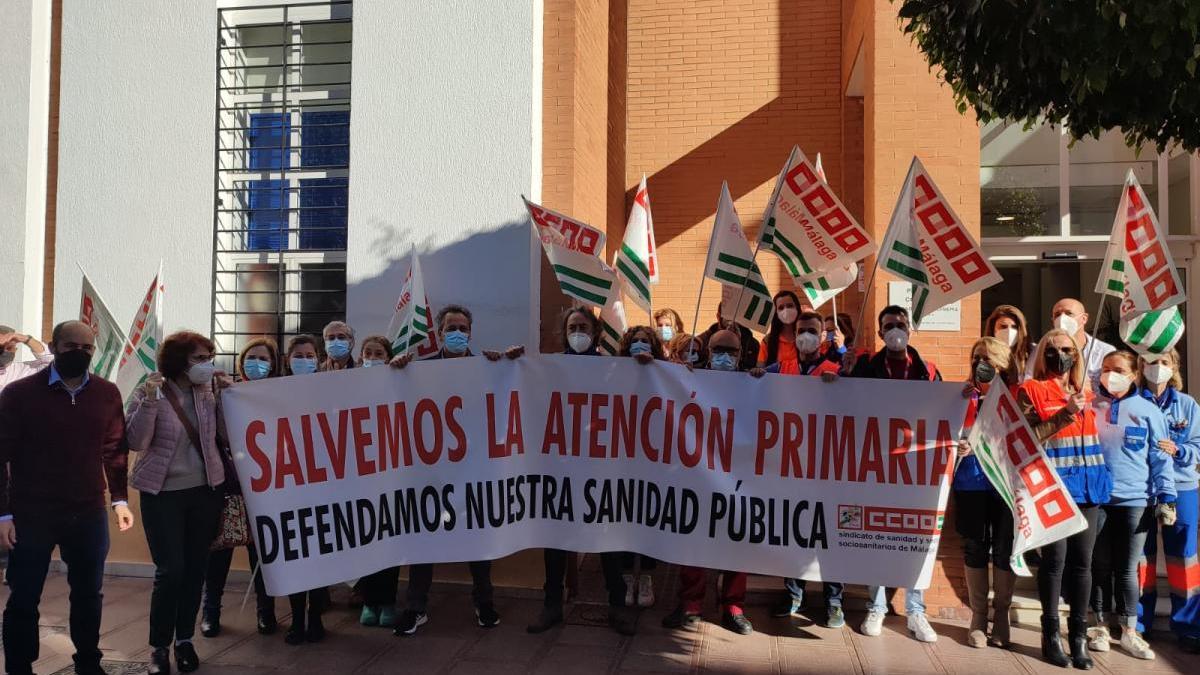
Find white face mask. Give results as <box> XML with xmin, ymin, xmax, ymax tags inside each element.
<box><xmin>884</xmin><ymin>327</ymin><xmax>909</xmax><ymax>352</ymax></box>
<box><xmin>1143</xmin><ymin>363</ymin><xmax>1173</xmax><ymax>386</ymax></box>
<box><xmin>361</xmin><ymin>359</ymin><xmax>386</xmax><ymax>368</ymax></box>
<box><xmin>795</xmin><ymin>331</ymin><xmax>820</xmax><ymax>355</ymax></box>
<box><xmin>567</xmin><ymin>332</ymin><xmax>593</xmax><ymax>354</ymax></box>
<box><xmin>996</xmin><ymin>327</ymin><xmax>1019</xmax><ymax>347</ymax></box>
<box><xmin>187</xmin><ymin>361</ymin><xmax>216</xmax><ymax>385</ymax></box>
<box><xmin>1054</xmin><ymin>314</ymin><xmax>1080</xmax><ymax>336</ymax></box>
<box><xmin>777</xmin><ymin>307</ymin><xmax>798</xmax><ymax>325</ymax></box>
<box><xmin>1102</xmin><ymin>371</ymin><xmax>1133</xmax><ymax>396</ymax></box>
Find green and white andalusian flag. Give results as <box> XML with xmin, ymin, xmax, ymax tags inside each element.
<box><xmin>879</xmin><ymin>157</ymin><xmax>1001</xmax><ymax>324</ymax></box>
<box><xmin>114</xmin><ymin>263</ymin><xmax>164</xmax><ymax>405</ymax></box>
<box><xmin>78</xmin><ymin>271</ymin><xmax>129</xmax><ymax>380</ymax></box>
<box><xmin>597</xmin><ymin>289</ymin><xmax>628</xmax><ymax>356</ymax></box>
<box><xmin>706</xmin><ymin>182</ymin><xmax>773</xmax><ymax>333</ymax></box>
<box><xmin>614</xmin><ymin>175</ymin><xmax>658</xmax><ymax>312</ymax></box>
<box><xmin>1095</xmin><ymin>170</ymin><xmax>1185</xmax><ymax>322</ymax></box>
<box><xmin>386</xmin><ymin>248</ymin><xmax>437</xmax><ymax>357</ymax></box>
<box><xmin>525</xmin><ymin>198</ymin><xmax>617</xmax><ymax>308</ymax></box>
<box><xmin>1120</xmin><ymin>306</ymin><xmax>1184</xmax><ymax>356</ymax></box>
<box><xmin>759</xmin><ymin>147</ymin><xmax>875</xmax><ymax>287</ymax></box>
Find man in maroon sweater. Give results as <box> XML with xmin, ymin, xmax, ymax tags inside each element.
<box><xmin>0</xmin><ymin>320</ymin><xmax>133</xmax><ymax>675</ymax></box>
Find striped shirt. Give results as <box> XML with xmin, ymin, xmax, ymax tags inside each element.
<box><xmin>1018</xmin><ymin>377</ymin><xmax>1112</xmax><ymax>505</ymax></box>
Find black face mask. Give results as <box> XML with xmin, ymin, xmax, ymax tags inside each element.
<box><xmin>1044</xmin><ymin>350</ymin><xmax>1074</xmax><ymax>376</ymax></box>
<box><xmin>54</xmin><ymin>349</ymin><xmax>92</xmax><ymax>379</ymax></box>
<box><xmin>973</xmin><ymin>359</ymin><xmax>997</xmax><ymax>384</ymax></box>
<box><xmin>0</xmin><ymin>351</ymin><xmax>13</xmax><ymax>368</ymax></box>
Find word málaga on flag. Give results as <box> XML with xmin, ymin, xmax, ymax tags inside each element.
<box><xmin>1120</xmin><ymin>306</ymin><xmax>1184</xmax><ymax>356</ymax></box>
<box><xmin>386</xmin><ymin>248</ymin><xmax>439</xmax><ymax>359</ymax></box>
<box><xmin>614</xmin><ymin>175</ymin><xmax>658</xmax><ymax>312</ymax></box>
<box><xmin>1095</xmin><ymin>170</ymin><xmax>1186</xmax><ymax>321</ymax></box>
<box><xmin>760</xmin><ymin>146</ymin><xmax>875</xmax><ymax>286</ymax></box>
<box><xmin>114</xmin><ymin>265</ymin><xmax>164</xmax><ymax>404</ymax></box>
<box><xmin>524</xmin><ymin>197</ymin><xmax>617</xmax><ymax>308</ymax></box>
<box><xmin>707</xmin><ymin>182</ymin><xmax>773</xmax><ymax>333</ymax></box>
<box><xmin>967</xmin><ymin>384</ymin><xmax>1088</xmax><ymax>576</ymax></box>
<box><xmin>880</xmin><ymin>157</ymin><xmax>1001</xmax><ymax>324</ymax></box>
<box><xmin>79</xmin><ymin>271</ymin><xmax>128</xmax><ymax>380</ymax></box>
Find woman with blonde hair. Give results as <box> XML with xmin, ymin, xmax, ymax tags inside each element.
<box><xmin>1135</xmin><ymin>349</ymin><xmax>1200</xmax><ymax>653</ymax></box>
<box><xmin>954</xmin><ymin>337</ymin><xmax>1019</xmax><ymax>648</ymax></box>
<box><xmin>985</xmin><ymin>304</ymin><xmax>1034</xmax><ymax>380</ymax></box>
<box><xmin>1018</xmin><ymin>329</ymin><xmax>1110</xmax><ymax>668</ymax></box>
<box><xmin>653</xmin><ymin>308</ymin><xmax>685</xmax><ymax>343</ymax></box>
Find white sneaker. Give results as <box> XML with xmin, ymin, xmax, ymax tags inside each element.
<box><xmin>623</xmin><ymin>574</ymin><xmax>635</xmax><ymax>607</ymax></box>
<box><xmin>636</xmin><ymin>574</ymin><xmax>654</xmax><ymax>608</ymax></box>
<box><xmin>907</xmin><ymin>613</ymin><xmax>937</xmax><ymax>643</ymax></box>
<box><xmin>1119</xmin><ymin>630</ymin><xmax>1155</xmax><ymax>660</ymax></box>
<box><xmin>1087</xmin><ymin>626</ymin><xmax>1111</xmax><ymax>652</ymax></box>
<box><xmin>861</xmin><ymin>610</ymin><xmax>885</xmax><ymax>637</ymax></box>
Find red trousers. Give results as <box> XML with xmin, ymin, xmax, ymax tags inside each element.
<box><xmin>678</xmin><ymin>566</ymin><xmax>747</xmax><ymax>615</ymax></box>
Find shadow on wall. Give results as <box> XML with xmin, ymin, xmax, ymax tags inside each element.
<box><xmin>345</xmin><ymin>219</ymin><xmax>538</xmax><ymax>353</ymax></box>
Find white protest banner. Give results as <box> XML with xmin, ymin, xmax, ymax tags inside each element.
<box><xmin>524</xmin><ymin>198</ymin><xmax>617</xmax><ymax>308</ymax></box>
<box><xmin>114</xmin><ymin>265</ymin><xmax>164</xmax><ymax>404</ymax></box>
<box><xmin>759</xmin><ymin>146</ymin><xmax>875</xmax><ymax>284</ymax></box>
<box><xmin>967</xmin><ymin>384</ymin><xmax>1088</xmax><ymax>575</ymax></box>
<box><xmin>79</xmin><ymin>272</ymin><xmax>129</xmax><ymax>380</ymax></box>
<box><xmin>1095</xmin><ymin>170</ymin><xmax>1185</xmax><ymax>321</ymax></box>
<box><xmin>222</xmin><ymin>355</ymin><xmax>969</xmax><ymax>597</ymax></box>
<box><xmin>598</xmin><ymin>289</ymin><xmax>629</xmax><ymax>356</ymax></box>
<box><xmin>880</xmin><ymin>157</ymin><xmax>1002</xmax><ymax>323</ymax></box>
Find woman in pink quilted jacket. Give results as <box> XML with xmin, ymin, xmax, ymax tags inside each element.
<box><xmin>126</xmin><ymin>331</ymin><xmax>228</xmax><ymax>675</ymax></box>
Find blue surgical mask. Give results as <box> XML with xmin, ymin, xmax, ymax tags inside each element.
<box><xmin>444</xmin><ymin>330</ymin><xmax>470</xmax><ymax>354</ymax></box>
<box><xmin>243</xmin><ymin>359</ymin><xmax>271</xmax><ymax>381</ymax></box>
<box><xmin>630</xmin><ymin>340</ymin><xmax>651</xmax><ymax>356</ymax></box>
<box><xmin>710</xmin><ymin>353</ymin><xmax>737</xmax><ymax>371</ymax></box>
<box><xmin>687</xmin><ymin>351</ymin><xmax>700</xmax><ymax>364</ymax></box>
<box><xmin>325</xmin><ymin>338</ymin><xmax>351</xmax><ymax>360</ymax></box>
<box><xmin>657</xmin><ymin>326</ymin><xmax>675</xmax><ymax>342</ymax></box>
<box><xmin>290</xmin><ymin>357</ymin><xmax>318</xmax><ymax>375</ymax></box>
<box><xmin>361</xmin><ymin>359</ymin><xmax>386</xmax><ymax>368</ymax></box>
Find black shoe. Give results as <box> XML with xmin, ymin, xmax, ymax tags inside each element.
<box><xmin>200</xmin><ymin>611</ymin><xmax>221</xmax><ymax>638</ymax></box>
<box><xmin>722</xmin><ymin>611</ymin><xmax>754</xmax><ymax>635</ymax></box>
<box><xmin>284</xmin><ymin>614</ymin><xmax>306</xmax><ymax>646</ymax></box>
<box><xmin>608</xmin><ymin>606</ymin><xmax>638</xmax><ymax>636</ymax></box>
<box><xmin>1067</xmin><ymin>618</ymin><xmax>1093</xmax><ymax>670</ymax></box>
<box><xmin>661</xmin><ymin>606</ymin><xmax>701</xmax><ymax>630</ymax></box>
<box><xmin>148</xmin><ymin>647</ymin><xmax>172</xmax><ymax>675</ymax></box>
<box><xmin>1041</xmin><ymin>617</ymin><xmax>1069</xmax><ymax>668</ymax></box>
<box><xmin>257</xmin><ymin>611</ymin><xmax>278</xmax><ymax>635</ymax></box>
<box><xmin>393</xmin><ymin>609</ymin><xmax>429</xmax><ymax>636</ymax></box>
<box><xmin>306</xmin><ymin>611</ymin><xmax>326</xmax><ymax>643</ymax></box>
<box><xmin>475</xmin><ymin>604</ymin><xmax>501</xmax><ymax>628</ymax></box>
<box><xmin>174</xmin><ymin>642</ymin><xmax>200</xmax><ymax>673</ymax></box>
<box><xmin>771</xmin><ymin>595</ymin><xmax>802</xmax><ymax>618</ymax></box>
<box><xmin>526</xmin><ymin>605</ymin><xmax>564</xmax><ymax>634</ymax></box>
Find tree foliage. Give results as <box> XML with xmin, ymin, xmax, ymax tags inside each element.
<box><xmin>896</xmin><ymin>1</ymin><xmax>1200</xmax><ymax>152</ymax></box>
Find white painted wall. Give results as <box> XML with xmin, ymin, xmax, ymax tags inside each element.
<box><xmin>0</xmin><ymin>0</ymin><xmax>45</xmax><ymax>336</ymax></box>
<box><xmin>345</xmin><ymin>0</ymin><xmax>539</xmax><ymax>351</ymax></box>
<box><xmin>53</xmin><ymin>1</ymin><xmax>217</xmax><ymax>336</ymax></box>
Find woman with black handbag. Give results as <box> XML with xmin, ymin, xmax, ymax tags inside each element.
<box><xmin>127</xmin><ymin>331</ymin><xmax>229</xmax><ymax>674</ymax></box>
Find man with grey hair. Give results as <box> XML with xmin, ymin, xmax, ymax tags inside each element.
<box><xmin>0</xmin><ymin>325</ymin><xmax>53</xmax><ymax>395</ymax></box>
<box><xmin>321</xmin><ymin>320</ymin><xmax>356</xmax><ymax>371</ymax></box>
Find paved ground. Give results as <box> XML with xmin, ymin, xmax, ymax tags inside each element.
<box><xmin>3</xmin><ymin>561</ymin><xmax>1197</xmax><ymax>674</ymax></box>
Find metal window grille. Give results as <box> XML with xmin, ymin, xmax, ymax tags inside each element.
<box><xmin>211</xmin><ymin>0</ymin><xmax>352</xmax><ymax>369</ymax></box>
